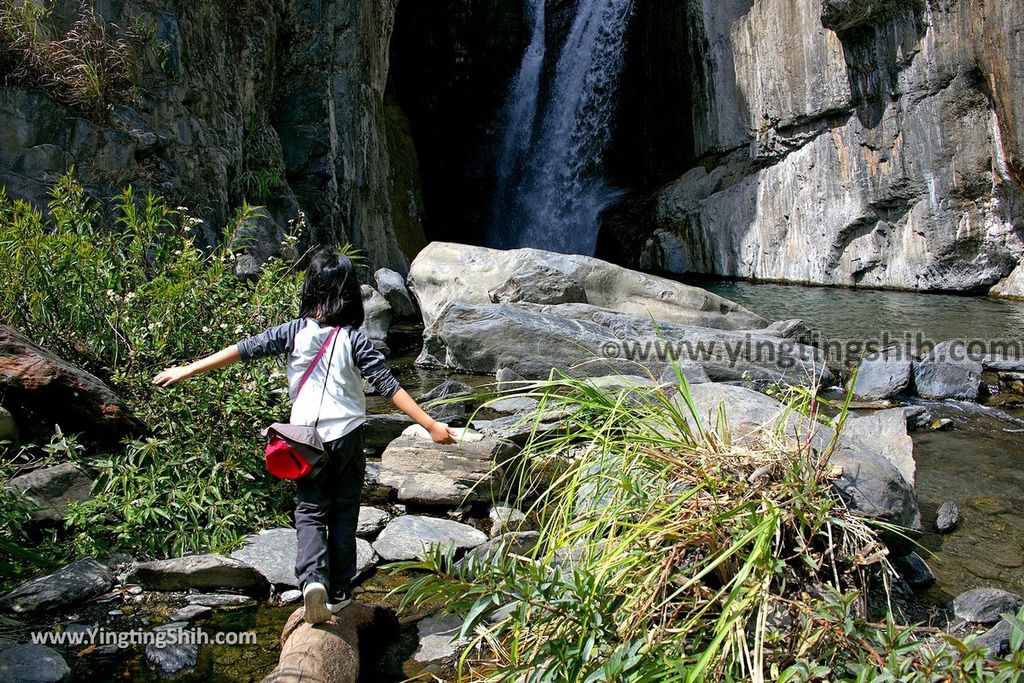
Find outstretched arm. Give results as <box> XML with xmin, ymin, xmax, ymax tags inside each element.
<box><xmin>391</xmin><ymin>388</ymin><xmax>457</xmax><ymax>444</ymax></box>
<box><xmin>152</xmin><ymin>345</ymin><xmax>241</xmax><ymax>387</ymax></box>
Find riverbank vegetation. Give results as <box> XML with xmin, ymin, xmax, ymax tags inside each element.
<box><xmin>398</xmin><ymin>374</ymin><xmax>1024</xmax><ymax>681</ymax></box>
<box><xmin>0</xmin><ymin>173</ymin><xmax>336</xmax><ymax>579</ymax></box>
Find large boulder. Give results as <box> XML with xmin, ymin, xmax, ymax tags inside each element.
<box><xmin>670</xmin><ymin>384</ymin><xmax>919</xmax><ymax>532</ymax></box>
<box><xmin>0</xmin><ymin>643</ymin><xmax>70</xmax><ymax>683</ymax></box>
<box><xmin>0</xmin><ymin>325</ymin><xmax>143</xmax><ymax>443</ymax></box>
<box><xmin>374</xmin><ymin>268</ymin><xmax>418</xmax><ymax>318</ymax></box>
<box><xmin>851</xmin><ymin>351</ymin><xmax>912</xmax><ymax>400</ymax></box>
<box><xmin>360</xmin><ymin>285</ymin><xmax>393</xmax><ymax>344</ymax></box>
<box><xmin>1</xmin><ymin>558</ymin><xmax>112</xmax><ymax>614</ymax></box>
<box><xmin>5</xmin><ymin>463</ymin><xmax>93</xmax><ymax>523</ymax></box>
<box><xmin>407</xmin><ymin>242</ymin><xmax>767</xmax><ymax>330</ymax></box>
<box><xmin>418</xmin><ymin>302</ymin><xmax>832</xmax><ymax>385</ymax></box>
<box><xmin>127</xmin><ymin>554</ymin><xmax>269</xmax><ymax>596</ymax></box>
<box><xmin>372</xmin><ymin>515</ymin><xmax>487</xmax><ymax>561</ymax></box>
<box><xmin>378</xmin><ymin>427</ymin><xmax>518</xmax><ymax>505</ymax></box>
<box><xmin>913</xmin><ymin>341</ymin><xmax>983</xmax><ymax>401</ymax></box>
<box><xmin>843</xmin><ymin>409</ymin><xmax>916</xmax><ymax>487</ymax></box>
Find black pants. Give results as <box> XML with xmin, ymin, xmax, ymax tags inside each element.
<box><xmin>293</xmin><ymin>426</ymin><xmax>365</xmax><ymax>596</ymax></box>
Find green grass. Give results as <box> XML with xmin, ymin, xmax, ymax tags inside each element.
<box><xmin>395</xmin><ymin>372</ymin><xmax>1024</xmax><ymax>681</ymax></box>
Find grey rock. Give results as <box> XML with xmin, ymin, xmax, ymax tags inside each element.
<box><xmin>408</xmin><ymin>242</ymin><xmax>766</xmax><ymax>330</ymax></box>
<box><xmin>421</xmin><ymin>380</ymin><xmax>474</xmax><ymax>403</ymax></box>
<box><xmin>487</xmin><ymin>264</ymin><xmax>588</xmax><ymax>306</ymax></box>
<box><xmin>487</xmin><ymin>396</ymin><xmax>539</xmax><ymax>414</ymax></box>
<box><xmin>418</xmin><ymin>302</ymin><xmax>831</xmax><ymax>386</ymax></box>
<box><xmin>373</xmin><ymin>515</ymin><xmax>488</xmax><ymax>561</ymax></box>
<box><xmin>185</xmin><ymin>593</ymin><xmax>254</xmax><ymax>607</ymax></box>
<box><xmin>1</xmin><ymin>558</ymin><xmax>112</xmax><ymax>614</ymax></box>
<box><xmin>668</xmin><ymin>384</ymin><xmax>920</xmax><ymax>533</ymax></box>
<box><xmin>145</xmin><ymin>640</ymin><xmax>197</xmax><ymax>675</ymax></box>
<box><xmin>495</xmin><ymin>366</ymin><xmax>526</xmax><ymax>392</ymax></box>
<box><xmin>153</xmin><ymin>621</ymin><xmax>190</xmax><ymax>632</ymax></box>
<box><xmin>935</xmin><ymin>501</ymin><xmax>960</xmax><ymax>533</ymax></box>
<box><xmin>894</xmin><ymin>552</ymin><xmax>936</xmax><ymax>589</ymax></box>
<box><xmin>363</xmin><ymin>412</ymin><xmax>415</xmax><ymax>451</ymax></box>
<box><xmin>843</xmin><ymin>409</ymin><xmax>916</xmax><ymax>487</ymax></box>
<box><xmin>657</xmin><ymin>362</ymin><xmax>712</xmax><ymax>387</ymax></box>
<box><xmin>374</xmin><ymin>268</ymin><xmax>418</xmax><ymax>318</ymax></box>
<box><xmin>488</xmin><ymin>505</ymin><xmax>527</xmax><ymax>536</ymax></box>
<box><xmin>421</xmin><ymin>379</ymin><xmax>472</xmax><ymax>426</ymax></box>
<box><xmin>379</xmin><ymin>429</ymin><xmax>518</xmax><ymax>505</ymax></box>
<box><xmin>462</xmin><ymin>531</ymin><xmax>539</xmax><ymax>565</ymax></box>
<box><xmin>168</xmin><ymin>604</ymin><xmax>212</xmax><ymax>621</ymax></box>
<box><xmin>356</xmin><ymin>506</ymin><xmax>392</xmax><ymax>538</ymax></box>
<box><xmin>127</xmin><ymin>554</ymin><xmax>269</xmax><ymax>595</ymax></box>
<box><xmin>913</xmin><ymin>342</ymin><xmax>984</xmax><ymax>401</ymax></box>
<box><xmin>413</xmin><ymin>614</ymin><xmax>467</xmax><ymax>663</ymax></box>
<box><xmin>279</xmin><ymin>589</ymin><xmax>302</xmax><ymax>605</ymax></box>
<box><xmin>953</xmin><ymin>588</ymin><xmax>1024</xmax><ymax>624</ymax></box>
<box><xmin>991</xmin><ymin>263</ymin><xmax>1024</xmax><ymax>301</ymax></box>
<box><xmin>0</xmin><ymin>643</ymin><xmax>70</xmax><ymax>683</ymax></box>
<box><xmin>852</xmin><ymin>352</ymin><xmax>913</xmax><ymax>401</ymax></box>
<box><xmin>229</xmin><ymin>528</ymin><xmax>298</xmax><ymax>588</ymax></box>
<box><xmin>974</xmin><ymin>619</ymin><xmax>1013</xmax><ymax>657</ymax></box>
<box><xmin>355</xmin><ymin>538</ymin><xmax>380</xmax><ymax>579</ymax></box>
<box><xmin>763</xmin><ymin>319</ymin><xmax>812</xmax><ymax>343</ymax></box>
<box><xmin>0</xmin><ymin>406</ymin><xmax>18</xmax><ymax>443</ymax></box>
<box><xmin>360</xmin><ymin>285</ymin><xmax>393</xmax><ymax>343</ymax></box>
<box><xmin>0</xmin><ymin>636</ymin><xmax>13</xmax><ymax>652</ymax></box>
<box><xmin>5</xmin><ymin>463</ymin><xmax>93</xmax><ymax>523</ymax></box>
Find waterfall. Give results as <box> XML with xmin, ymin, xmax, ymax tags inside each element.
<box><xmin>490</xmin><ymin>0</ymin><xmax>634</xmax><ymax>255</ymax></box>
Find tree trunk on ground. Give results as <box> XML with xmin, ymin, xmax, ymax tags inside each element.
<box><xmin>262</xmin><ymin>602</ymin><xmax>386</xmax><ymax>683</ymax></box>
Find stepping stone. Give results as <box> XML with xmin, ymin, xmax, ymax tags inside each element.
<box><xmin>230</xmin><ymin>528</ymin><xmax>298</xmax><ymax>588</ymax></box>
<box><xmin>356</xmin><ymin>507</ymin><xmax>392</xmax><ymax>538</ymax></box>
<box><xmin>186</xmin><ymin>593</ymin><xmax>254</xmax><ymax>607</ymax></box>
<box><xmin>128</xmin><ymin>554</ymin><xmax>268</xmax><ymax>595</ymax></box>
<box><xmin>168</xmin><ymin>604</ymin><xmax>212</xmax><ymax>621</ymax></box>
<box><xmin>1</xmin><ymin>558</ymin><xmax>112</xmax><ymax>614</ymax></box>
<box><xmin>373</xmin><ymin>516</ymin><xmax>487</xmax><ymax>561</ymax></box>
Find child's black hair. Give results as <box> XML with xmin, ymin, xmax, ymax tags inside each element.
<box><xmin>299</xmin><ymin>250</ymin><xmax>365</xmax><ymax>329</ymax></box>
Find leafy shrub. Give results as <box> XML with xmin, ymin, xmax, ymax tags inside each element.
<box><xmin>0</xmin><ymin>172</ymin><xmax>331</xmax><ymax>559</ymax></box>
<box><xmin>397</xmin><ymin>373</ymin><xmax>1024</xmax><ymax>681</ymax></box>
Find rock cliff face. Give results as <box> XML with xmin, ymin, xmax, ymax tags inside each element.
<box><xmin>0</xmin><ymin>0</ymin><xmax>425</xmax><ymax>273</ymax></box>
<box><xmin>599</xmin><ymin>0</ymin><xmax>1024</xmax><ymax>296</ymax></box>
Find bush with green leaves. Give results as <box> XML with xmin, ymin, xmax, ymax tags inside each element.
<box><xmin>397</xmin><ymin>372</ymin><xmax>1024</xmax><ymax>681</ymax></box>
<box><xmin>0</xmin><ymin>172</ymin><xmax>360</xmax><ymax>561</ymax></box>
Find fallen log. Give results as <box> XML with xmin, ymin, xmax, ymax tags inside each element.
<box><xmin>262</xmin><ymin>602</ymin><xmax>392</xmax><ymax>683</ymax></box>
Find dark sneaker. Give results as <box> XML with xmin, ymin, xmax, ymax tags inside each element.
<box><xmin>328</xmin><ymin>590</ymin><xmax>352</xmax><ymax>614</ymax></box>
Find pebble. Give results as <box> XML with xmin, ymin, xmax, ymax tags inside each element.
<box><xmin>935</xmin><ymin>501</ymin><xmax>960</xmax><ymax>533</ymax></box>
<box><xmin>279</xmin><ymin>589</ymin><xmax>302</xmax><ymax>605</ymax></box>
<box><xmin>169</xmin><ymin>604</ymin><xmax>212</xmax><ymax>621</ymax></box>
<box><xmin>186</xmin><ymin>593</ymin><xmax>254</xmax><ymax>607</ymax></box>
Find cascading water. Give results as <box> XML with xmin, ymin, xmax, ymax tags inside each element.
<box><xmin>490</xmin><ymin>0</ymin><xmax>634</xmax><ymax>255</ymax></box>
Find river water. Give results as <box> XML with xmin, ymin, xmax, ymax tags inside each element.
<box><xmin>705</xmin><ymin>280</ymin><xmax>1024</xmax><ymax>603</ymax></box>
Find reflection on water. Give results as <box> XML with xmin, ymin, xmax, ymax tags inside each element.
<box><xmin>705</xmin><ymin>280</ymin><xmax>1024</xmax><ymax>347</ymax></box>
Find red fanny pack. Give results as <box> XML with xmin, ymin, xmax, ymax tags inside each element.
<box><xmin>264</xmin><ymin>327</ymin><xmax>339</xmax><ymax>480</ymax></box>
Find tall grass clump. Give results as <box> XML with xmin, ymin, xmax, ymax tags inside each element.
<box><xmin>397</xmin><ymin>372</ymin><xmax>1024</xmax><ymax>681</ymax></box>
<box><xmin>0</xmin><ymin>3</ymin><xmax>141</xmax><ymax>117</ymax></box>
<box><xmin>0</xmin><ymin>172</ymin><xmax>346</xmax><ymax>561</ymax></box>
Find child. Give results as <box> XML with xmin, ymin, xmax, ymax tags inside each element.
<box><xmin>153</xmin><ymin>249</ymin><xmax>455</xmax><ymax>624</ymax></box>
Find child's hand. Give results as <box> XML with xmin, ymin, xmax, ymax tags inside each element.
<box><xmin>429</xmin><ymin>422</ymin><xmax>458</xmax><ymax>445</ymax></box>
<box><xmin>152</xmin><ymin>366</ymin><xmax>192</xmax><ymax>388</ymax></box>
